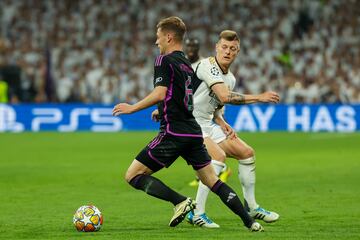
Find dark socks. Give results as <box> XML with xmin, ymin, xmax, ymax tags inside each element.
<box><xmin>211</xmin><ymin>179</ymin><xmax>254</xmax><ymax>228</ymax></box>
<box><xmin>129</xmin><ymin>174</ymin><xmax>187</xmax><ymax>206</ymax></box>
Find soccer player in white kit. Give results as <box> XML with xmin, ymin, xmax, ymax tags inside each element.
<box><xmin>187</xmin><ymin>30</ymin><xmax>280</xmax><ymax>228</ymax></box>
<box><xmin>184</xmin><ymin>37</ymin><xmax>232</xmax><ymax>187</ymax></box>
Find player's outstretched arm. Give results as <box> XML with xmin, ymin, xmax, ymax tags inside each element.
<box><xmin>211</xmin><ymin>83</ymin><xmax>280</xmax><ymax>105</ymax></box>
<box><xmin>112</xmin><ymin>86</ymin><xmax>167</xmax><ymax>116</ymax></box>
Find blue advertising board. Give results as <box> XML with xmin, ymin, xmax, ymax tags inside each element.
<box><xmin>0</xmin><ymin>104</ymin><xmax>359</xmax><ymax>132</ymax></box>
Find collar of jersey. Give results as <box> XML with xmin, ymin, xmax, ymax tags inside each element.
<box><xmin>214</xmin><ymin>56</ymin><xmax>228</xmax><ymax>74</ymax></box>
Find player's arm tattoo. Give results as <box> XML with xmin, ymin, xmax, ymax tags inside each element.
<box><xmin>227</xmin><ymin>91</ymin><xmax>246</xmax><ymax>104</ymax></box>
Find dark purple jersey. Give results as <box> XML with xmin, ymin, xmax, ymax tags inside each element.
<box><xmin>153</xmin><ymin>51</ymin><xmax>202</xmax><ymax>137</ymax></box>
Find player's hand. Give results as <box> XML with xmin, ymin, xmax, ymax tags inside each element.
<box><xmin>221</xmin><ymin>123</ymin><xmax>237</xmax><ymax>140</ymax></box>
<box><xmin>258</xmin><ymin>91</ymin><xmax>280</xmax><ymax>103</ymax></box>
<box><xmin>112</xmin><ymin>103</ymin><xmax>135</xmax><ymax>116</ymax></box>
<box><xmin>151</xmin><ymin>109</ymin><xmax>160</xmax><ymax>122</ymax></box>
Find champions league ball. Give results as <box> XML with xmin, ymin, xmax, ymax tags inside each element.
<box><xmin>73</xmin><ymin>205</ymin><xmax>103</xmax><ymax>232</ymax></box>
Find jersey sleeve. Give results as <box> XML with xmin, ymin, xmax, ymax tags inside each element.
<box><xmin>153</xmin><ymin>55</ymin><xmax>170</xmax><ymax>88</ymax></box>
<box><xmin>196</xmin><ymin>58</ymin><xmax>224</xmax><ymax>88</ymax></box>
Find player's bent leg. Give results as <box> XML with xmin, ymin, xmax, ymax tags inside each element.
<box><xmin>186</xmin><ymin>138</ymin><xmax>225</xmax><ymax>228</ymax></box>
<box><xmin>188</xmin><ymin>138</ymin><xmax>228</xmax><ymax>187</ymax></box>
<box><xmin>126</xmin><ymin>159</ymin><xmax>195</xmax><ymax>227</ymax></box>
<box><xmin>218</xmin><ymin>136</ymin><xmax>254</xmax><ymax>160</ymax></box>
<box><xmin>219</xmin><ymin>138</ymin><xmax>279</xmax><ymax>223</ymax></box>
<box><xmin>195</xmin><ymin>160</ymin><xmax>219</xmax><ymax>189</ymax></box>
<box><xmin>204</xmin><ymin>137</ymin><xmax>227</xmax><ymax>163</ymax></box>
<box><xmin>127</xmin><ymin>160</ymin><xmax>187</xmax><ymax>205</ymax></box>
<box><xmin>187</xmin><ymin>163</ymin><xmax>220</xmax><ymax>228</ymax></box>
<box><xmin>188</xmin><ymin>137</ymin><xmax>228</xmax><ymax>187</ymax></box>
<box><xmin>190</xmin><ymin>164</ymin><xmax>219</xmax><ymax>228</ymax></box>
<box><xmin>188</xmin><ymin>161</ymin><xmax>223</xmax><ymax>228</ymax></box>
<box><xmin>195</xmin><ymin>138</ymin><xmax>226</xmax><ymax>213</ymax></box>
<box><xmin>125</xmin><ymin>159</ymin><xmax>154</xmax><ymax>183</ymax></box>
<box><xmin>219</xmin><ymin>137</ymin><xmax>258</xmax><ymax>207</ymax></box>
<box><xmin>238</xmin><ymin>157</ymin><xmax>280</xmax><ymax>223</ymax></box>
<box><xmin>196</xmin><ymin>165</ymin><xmax>263</xmax><ymax>231</ymax></box>
<box><xmin>238</xmin><ymin>156</ymin><xmax>257</xmax><ymax>209</ymax></box>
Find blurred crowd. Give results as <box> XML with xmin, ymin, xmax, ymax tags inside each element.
<box><xmin>0</xmin><ymin>0</ymin><xmax>359</xmax><ymax>104</ymax></box>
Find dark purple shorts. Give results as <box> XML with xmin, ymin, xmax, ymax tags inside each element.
<box><xmin>135</xmin><ymin>132</ymin><xmax>211</xmax><ymax>172</ymax></box>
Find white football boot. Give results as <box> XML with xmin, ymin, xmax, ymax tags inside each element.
<box><xmin>249</xmin><ymin>206</ymin><xmax>279</xmax><ymax>223</ymax></box>
<box><xmin>187</xmin><ymin>212</ymin><xmax>220</xmax><ymax>228</ymax></box>
<box><xmin>169</xmin><ymin>198</ymin><xmax>196</xmax><ymax>227</ymax></box>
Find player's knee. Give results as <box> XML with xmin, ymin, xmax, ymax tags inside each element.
<box><xmin>124</xmin><ymin>170</ymin><xmax>137</xmax><ymax>183</ymax></box>
<box><xmin>242</xmin><ymin>146</ymin><xmax>255</xmax><ymax>159</ymax></box>
<box><xmin>124</xmin><ymin>172</ymin><xmax>132</xmax><ymax>183</ymax></box>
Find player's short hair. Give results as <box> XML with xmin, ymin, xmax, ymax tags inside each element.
<box><xmin>218</xmin><ymin>30</ymin><xmax>240</xmax><ymax>43</ymax></box>
<box><xmin>157</xmin><ymin>16</ymin><xmax>186</xmax><ymax>42</ymax></box>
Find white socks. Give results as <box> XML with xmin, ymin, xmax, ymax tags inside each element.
<box><xmin>194</xmin><ymin>160</ymin><xmax>225</xmax><ymax>215</ymax></box>
<box><xmin>194</xmin><ymin>157</ymin><xmax>258</xmax><ymax>214</ymax></box>
<box><xmin>238</xmin><ymin>156</ymin><xmax>258</xmax><ymax>209</ymax></box>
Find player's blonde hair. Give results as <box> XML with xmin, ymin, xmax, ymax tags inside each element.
<box><xmin>157</xmin><ymin>16</ymin><xmax>186</xmax><ymax>42</ymax></box>
<box><xmin>218</xmin><ymin>30</ymin><xmax>240</xmax><ymax>44</ymax></box>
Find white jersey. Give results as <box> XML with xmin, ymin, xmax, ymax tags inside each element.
<box><xmin>193</xmin><ymin>57</ymin><xmax>236</xmax><ymax>123</ymax></box>
<box><xmin>191</xmin><ymin>57</ymin><xmax>203</xmax><ymax>70</ymax></box>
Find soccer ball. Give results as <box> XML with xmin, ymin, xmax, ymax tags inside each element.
<box><xmin>73</xmin><ymin>205</ymin><xmax>103</xmax><ymax>232</ymax></box>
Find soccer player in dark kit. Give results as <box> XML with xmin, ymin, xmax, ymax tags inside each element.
<box><xmin>112</xmin><ymin>16</ymin><xmax>263</xmax><ymax>231</ymax></box>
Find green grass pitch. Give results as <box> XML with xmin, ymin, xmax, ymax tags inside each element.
<box><xmin>0</xmin><ymin>132</ymin><xmax>360</xmax><ymax>239</ymax></box>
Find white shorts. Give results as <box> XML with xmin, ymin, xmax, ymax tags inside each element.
<box><xmin>198</xmin><ymin>120</ymin><xmax>227</xmax><ymax>144</ymax></box>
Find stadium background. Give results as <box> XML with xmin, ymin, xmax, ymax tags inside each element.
<box><xmin>1</xmin><ymin>0</ymin><xmax>359</xmax><ymax>105</ymax></box>
<box><xmin>0</xmin><ymin>0</ymin><xmax>360</xmax><ymax>239</ymax></box>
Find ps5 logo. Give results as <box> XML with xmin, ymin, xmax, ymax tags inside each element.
<box><xmin>31</xmin><ymin>108</ymin><xmax>123</xmax><ymax>132</ymax></box>
<box><xmin>0</xmin><ymin>104</ymin><xmax>24</xmax><ymax>132</ymax></box>
<box><xmin>0</xmin><ymin>105</ymin><xmax>123</xmax><ymax>132</ymax></box>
